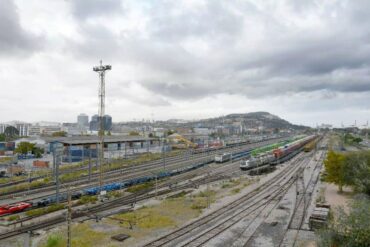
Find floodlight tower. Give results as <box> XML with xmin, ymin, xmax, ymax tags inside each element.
<box><xmin>93</xmin><ymin>60</ymin><xmax>112</xmax><ymax>193</ymax></box>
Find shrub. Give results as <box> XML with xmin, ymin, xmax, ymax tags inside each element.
<box><xmin>7</xmin><ymin>215</ymin><xmax>20</xmax><ymax>221</ymax></box>
<box><xmin>25</xmin><ymin>204</ymin><xmax>65</xmax><ymax>217</ymax></box>
<box><xmin>126</xmin><ymin>182</ymin><xmax>154</xmax><ymax>193</ymax></box>
<box><xmin>77</xmin><ymin>195</ymin><xmax>98</xmax><ymax>205</ymax></box>
<box><xmin>317</xmin><ymin>195</ymin><xmax>370</xmax><ymax>247</ymax></box>
<box><xmin>44</xmin><ymin>234</ymin><xmax>65</xmax><ymax>247</ymax></box>
<box><xmin>232</xmin><ymin>188</ymin><xmax>241</xmax><ymax>194</ymax></box>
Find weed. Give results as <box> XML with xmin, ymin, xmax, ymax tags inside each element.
<box><xmin>126</xmin><ymin>181</ymin><xmax>154</xmax><ymax>193</ymax></box>
<box><xmin>7</xmin><ymin>215</ymin><xmax>20</xmax><ymax>221</ymax></box>
<box><xmin>26</xmin><ymin>204</ymin><xmax>65</xmax><ymax>217</ymax></box>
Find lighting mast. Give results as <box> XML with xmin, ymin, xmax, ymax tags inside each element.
<box><xmin>93</xmin><ymin>60</ymin><xmax>111</xmax><ymax>194</ymax></box>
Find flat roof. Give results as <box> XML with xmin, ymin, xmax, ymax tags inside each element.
<box><xmin>46</xmin><ymin>135</ymin><xmax>157</xmax><ymax>145</ymax></box>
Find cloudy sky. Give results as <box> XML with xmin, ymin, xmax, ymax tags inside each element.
<box><xmin>1</xmin><ymin>0</ymin><xmax>369</xmax><ymax>127</ymax></box>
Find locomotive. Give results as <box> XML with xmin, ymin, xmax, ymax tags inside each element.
<box><xmin>215</xmin><ymin>153</ymin><xmax>232</xmax><ymax>163</ymax></box>
<box><xmin>0</xmin><ymin>202</ymin><xmax>32</xmax><ymax>216</ymax></box>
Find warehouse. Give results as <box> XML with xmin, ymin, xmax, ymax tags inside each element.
<box><xmin>48</xmin><ymin>135</ymin><xmax>158</xmax><ymax>162</ymax></box>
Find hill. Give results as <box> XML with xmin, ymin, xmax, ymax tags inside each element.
<box><xmin>182</xmin><ymin>111</ymin><xmax>308</xmax><ymax>131</ymax></box>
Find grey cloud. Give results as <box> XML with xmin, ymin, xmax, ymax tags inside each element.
<box><xmin>0</xmin><ymin>0</ymin><xmax>42</xmax><ymax>56</ymax></box>
<box><xmin>149</xmin><ymin>1</ymin><xmax>243</xmax><ymax>43</ymax></box>
<box><xmin>141</xmin><ymin>81</ymin><xmax>217</xmax><ymax>100</ymax></box>
<box><xmin>70</xmin><ymin>0</ymin><xmax>124</xmax><ymax>20</ymax></box>
<box><xmin>108</xmin><ymin>82</ymin><xmax>171</xmax><ymax>107</ymax></box>
<box><xmin>67</xmin><ymin>0</ymin><xmax>370</xmax><ymax>102</ymax></box>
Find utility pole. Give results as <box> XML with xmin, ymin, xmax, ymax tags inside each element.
<box><xmin>88</xmin><ymin>149</ymin><xmax>92</xmax><ymax>182</ymax></box>
<box><xmin>155</xmin><ymin>174</ymin><xmax>158</xmax><ymax>198</ymax></box>
<box><xmin>56</xmin><ymin>161</ymin><xmax>60</xmax><ymax>204</ymax></box>
<box><xmin>67</xmin><ymin>186</ymin><xmax>72</xmax><ymax>247</ymax></box>
<box><xmin>55</xmin><ymin>145</ymin><xmax>62</xmax><ymax>204</ymax></box>
<box><xmin>93</xmin><ymin>60</ymin><xmax>111</xmax><ymax>194</ymax></box>
<box><xmin>206</xmin><ymin>171</ymin><xmax>210</xmax><ymax>209</ymax></box>
<box><xmin>162</xmin><ymin>136</ymin><xmax>166</xmax><ymax>171</ymax></box>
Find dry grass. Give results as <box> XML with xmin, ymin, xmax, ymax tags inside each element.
<box><xmin>116</xmin><ymin>208</ymin><xmax>175</xmax><ymax>229</ymax></box>
<box><xmin>222</xmin><ymin>177</ymin><xmax>254</xmax><ymax>196</ymax></box>
<box><xmin>39</xmin><ymin>223</ymin><xmax>116</xmax><ymax>247</ymax></box>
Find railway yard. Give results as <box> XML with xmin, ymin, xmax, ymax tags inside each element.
<box><xmin>0</xmin><ymin>134</ymin><xmax>333</xmax><ymax>247</ymax></box>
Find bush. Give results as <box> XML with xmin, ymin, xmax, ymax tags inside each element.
<box><xmin>231</xmin><ymin>188</ymin><xmax>241</xmax><ymax>194</ymax></box>
<box><xmin>126</xmin><ymin>182</ymin><xmax>154</xmax><ymax>193</ymax></box>
<box><xmin>191</xmin><ymin>198</ymin><xmax>207</xmax><ymax>210</ymax></box>
<box><xmin>44</xmin><ymin>234</ymin><xmax>65</xmax><ymax>247</ymax></box>
<box><xmin>317</xmin><ymin>195</ymin><xmax>370</xmax><ymax>247</ymax></box>
<box><xmin>7</xmin><ymin>215</ymin><xmax>20</xmax><ymax>221</ymax></box>
<box><xmin>108</xmin><ymin>191</ymin><xmax>122</xmax><ymax>199</ymax></box>
<box><xmin>25</xmin><ymin>204</ymin><xmax>65</xmax><ymax>217</ymax></box>
<box><xmin>77</xmin><ymin>195</ymin><xmax>98</xmax><ymax>205</ymax></box>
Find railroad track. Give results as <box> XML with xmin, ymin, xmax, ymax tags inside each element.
<box><xmin>0</xmin><ymin>137</ymin><xmax>288</xmax><ymax>192</ymax></box>
<box><xmin>0</xmin><ymin>156</ymin><xmax>243</xmax><ymax>240</ymax></box>
<box><xmin>0</xmin><ymin>153</ymin><xmax>202</xmax><ymax>196</ymax></box>
<box><xmin>0</xmin><ymin>149</ymin><xmax>245</xmax><ymax>223</ymax></box>
<box><xmin>279</xmin><ymin>149</ymin><xmax>326</xmax><ymax>247</ymax></box>
<box><xmin>1</xmin><ymin>139</ymin><xmax>283</xmax><ymax>203</ymax></box>
<box><xmin>0</xmin><ymin>137</ymin><xmax>305</xmax><ymax>241</ymax></box>
<box><xmin>141</xmin><ymin>153</ymin><xmax>310</xmax><ymax>247</ymax></box>
<box><xmin>235</xmin><ymin>151</ymin><xmax>318</xmax><ymax>247</ymax></box>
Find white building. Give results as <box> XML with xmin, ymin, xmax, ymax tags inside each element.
<box><xmin>16</xmin><ymin>123</ymin><xmax>31</xmax><ymax>136</ymax></box>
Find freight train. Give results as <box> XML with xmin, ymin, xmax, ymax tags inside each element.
<box><xmin>1</xmin><ymin>149</ymin><xmax>253</xmax><ymax>215</ymax></box>
<box><xmin>0</xmin><ymin>138</ymin><xmax>292</xmax><ymax>216</ymax></box>
<box><xmin>0</xmin><ymin>159</ymin><xmax>216</xmax><ymax>215</ymax></box>
<box><xmin>240</xmin><ymin>135</ymin><xmax>316</xmax><ymax>171</ymax></box>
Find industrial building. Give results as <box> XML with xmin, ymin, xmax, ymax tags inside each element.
<box><xmin>89</xmin><ymin>114</ymin><xmax>112</xmax><ymax>131</ymax></box>
<box><xmin>48</xmin><ymin>135</ymin><xmax>157</xmax><ymax>162</ymax></box>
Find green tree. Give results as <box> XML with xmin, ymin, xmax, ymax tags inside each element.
<box><xmin>129</xmin><ymin>131</ymin><xmax>140</xmax><ymax>136</ymax></box>
<box><xmin>0</xmin><ymin>134</ymin><xmax>5</xmax><ymax>142</ymax></box>
<box><xmin>4</xmin><ymin>126</ymin><xmax>19</xmax><ymax>140</ymax></box>
<box><xmin>166</xmin><ymin>130</ymin><xmax>175</xmax><ymax>136</ymax></box>
<box><xmin>344</xmin><ymin>151</ymin><xmax>370</xmax><ymax>195</ymax></box>
<box><xmin>324</xmin><ymin>150</ymin><xmax>348</xmax><ymax>192</ymax></box>
<box><xmin>51</xmin><ymin>131</ymin><xmax>67</xmax><ymax>137</ymax></box>
<box><xmin>15</xmin><ymin>142</ymin><xmax>35</xmax><ymax>154</ymax></box>
<box><xmin>15</xmin><ymin>142</ymin><xmax>44</xmax><ymax>158</ymax></box>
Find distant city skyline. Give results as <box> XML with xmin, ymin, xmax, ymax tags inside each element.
<box><xmin>1</xmin><ymin>1</ymin><xmax>369</xmax><ymax>127</ymax></box>
<box><xmin>0</xmin><ymin>110</ymin><xmax>366</xmax><ymax>129</ymax></box>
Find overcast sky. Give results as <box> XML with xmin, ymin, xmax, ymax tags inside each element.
<box><xmin>1</xmin><ymin>0</ymin><xmax>369</xmax><ymax>127</ymax></box>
